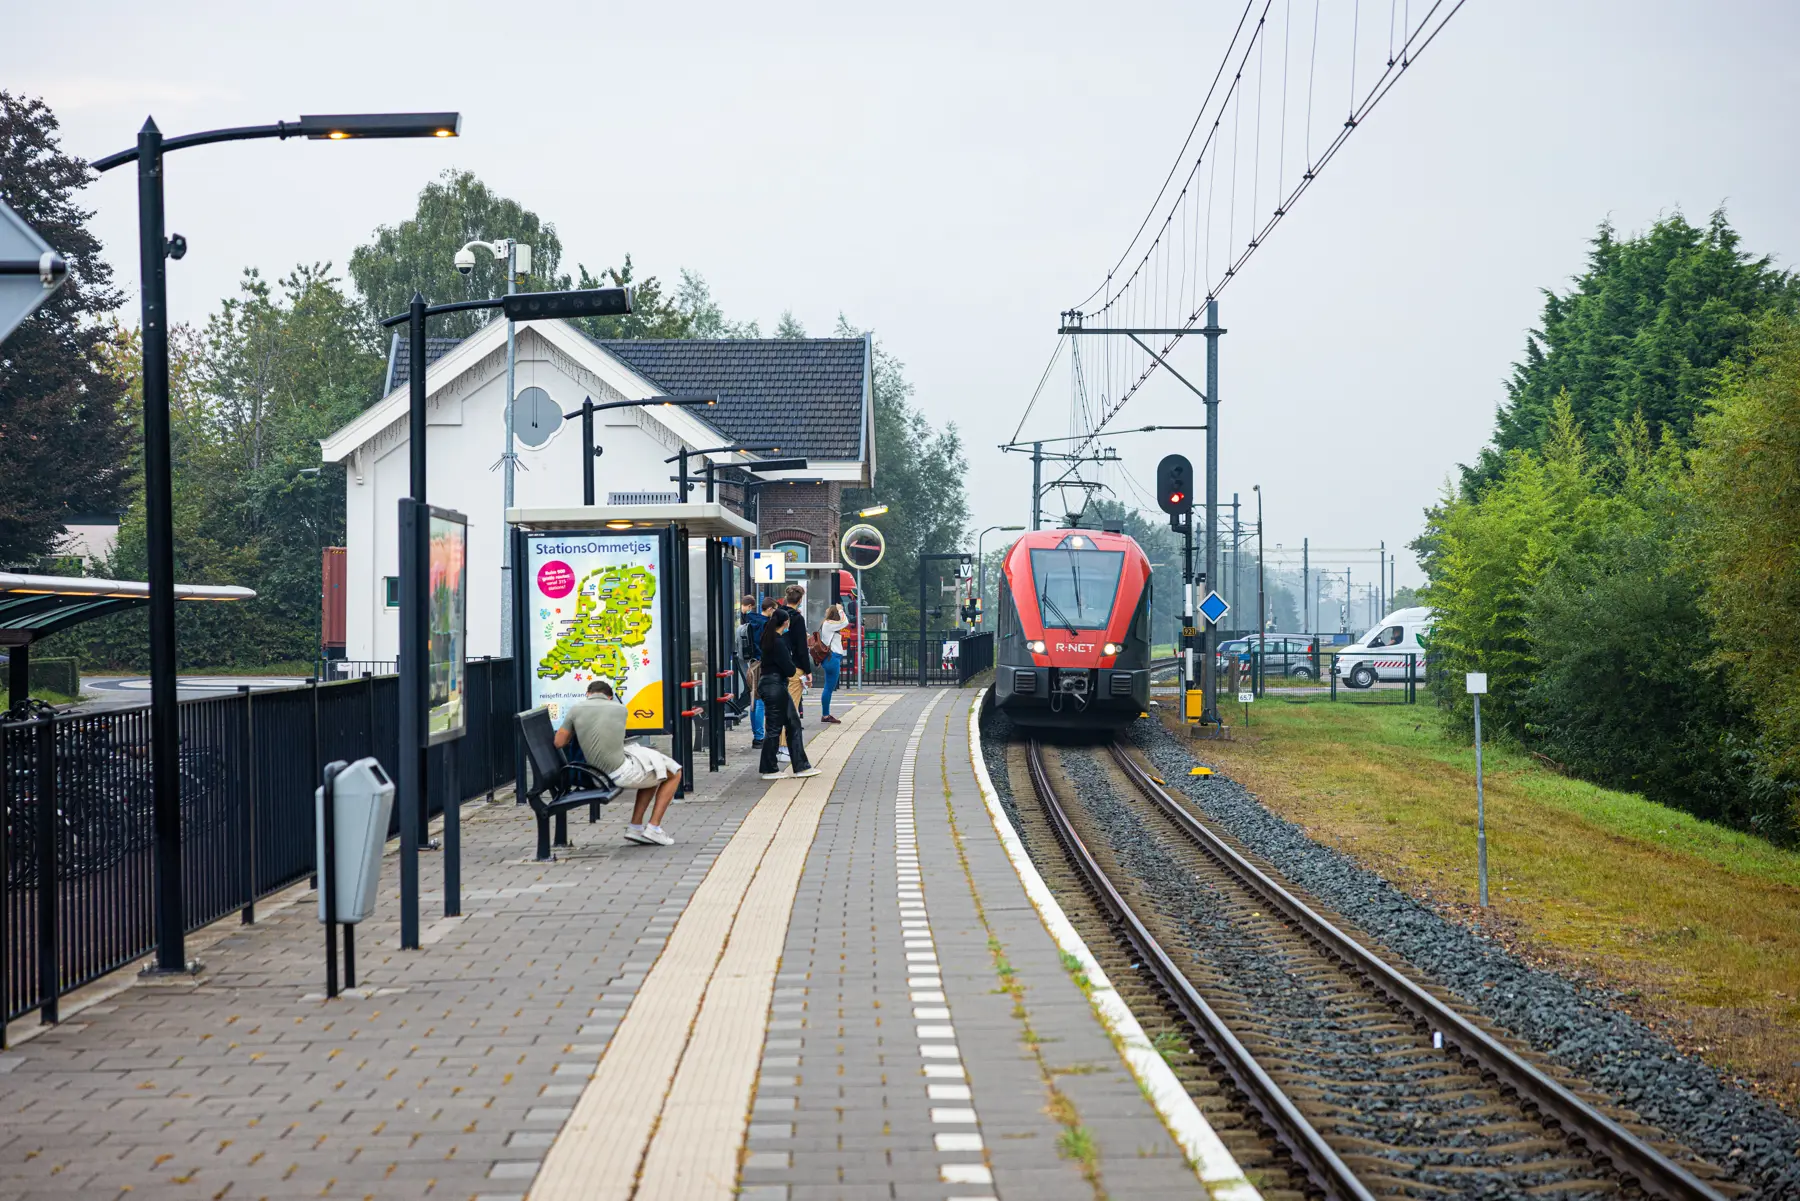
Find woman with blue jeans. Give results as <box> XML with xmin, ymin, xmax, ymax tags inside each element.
<box><xmin>818</xmin><ymin>604</ymin><xmax>849</xmax><ymax>724</ymax></box>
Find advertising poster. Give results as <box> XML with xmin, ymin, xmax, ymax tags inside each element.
<box><xmin>525</xmin><ymin>531</ymin><xmax>666</xmax><ymax>731</ymax></box>
<box><xmin>427</xmin><ymin>508</ymin><xmax>468</xmax><ymax>744</ymax></box>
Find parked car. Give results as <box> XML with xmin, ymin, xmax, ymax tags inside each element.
<box><xmin>1332</xmin><ymin>607</ymin><xmax>1433</xmax><ymax>688</ymax></box>
<box><xmin>1216</xmin><ymin>635</ymin><xmax>1323</xmax><ymax>679</ymax></box>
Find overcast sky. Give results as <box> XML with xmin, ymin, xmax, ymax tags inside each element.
<box><xmin>8</xmin><ymin>1</ymin><xmax>1798</xmax><ymax>589</ymax></box>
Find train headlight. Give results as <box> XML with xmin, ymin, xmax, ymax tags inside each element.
<box><xmin>1027</xmin><ymin>640</ymin><xmax>1046</xmax><ymax>655</ymax></box>
<box><xmin>1102</xmin><ymin>642</ymin><xmax>1121</xmax><ymax>656</ymax></box>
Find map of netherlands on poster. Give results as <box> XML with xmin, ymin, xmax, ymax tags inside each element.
<box><xmin>525</xmin><ymin>532</ymin><xmax>665</xmax><ymax>732</ymax></box>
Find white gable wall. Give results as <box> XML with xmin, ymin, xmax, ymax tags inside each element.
<box><xmin>336</xmin><ymin>327</ymin><xmax>689</xmax><ymax>661</ymax></box>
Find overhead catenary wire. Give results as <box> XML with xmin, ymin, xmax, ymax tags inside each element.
<box><xmin>1038</xmin><ymin>0</ymin><xmax>1465</xmax><ymax>460</ymax></box>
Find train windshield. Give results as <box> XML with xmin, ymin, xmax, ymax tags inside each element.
<box><xmin>1029</xmin><ymin>548</ymin><xmax>1125</xmax><ymax>631</ymax></box>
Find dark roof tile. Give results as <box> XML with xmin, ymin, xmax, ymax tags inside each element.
<box><xmin>384</xmin><ymin>329</ymin><xmax>869</xmax><ymax>462</ymax></box>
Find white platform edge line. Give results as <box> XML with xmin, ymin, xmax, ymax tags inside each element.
<box><xmin>963</xmin><ymin>689</ymin><xmax>1260</xmax><ymax>1201</ymax></box>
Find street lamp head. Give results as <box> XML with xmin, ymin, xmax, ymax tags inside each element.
<box><xmin>1001</xmin><ymin>524</ymin><xmax>1024</xmax><ymax>531</ymax></box>
<box><xmin>857</xmin><ymin>505</ymin><xmax>889</xmax><ymax>518</ymax></box>
<box><xmin>299</xmin><ymin>113</ymin><xmax>461</xmax><ymax>140</ymax></box>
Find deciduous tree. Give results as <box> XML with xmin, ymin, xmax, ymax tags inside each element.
<box><xmin>0</xmin><ymin>91</ymin><xmax>130</xmax><ymax>565</ymax></box>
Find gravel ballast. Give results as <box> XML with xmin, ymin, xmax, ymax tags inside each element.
<box><xmin>1108</xmin><ymin>715</ymin><xmax>1800</xmax><ymax>1198</ymax></box>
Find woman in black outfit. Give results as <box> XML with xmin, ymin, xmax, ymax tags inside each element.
<box><xmin>759</xmin><ymin>609</ymin><xmax>819</xmax><ymax>779</ymax></box>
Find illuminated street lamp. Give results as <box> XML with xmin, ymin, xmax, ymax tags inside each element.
<box><xmin>91</xmin><ymin>111</ymin><xmax>460</xmax><ymax>975</ymax></box>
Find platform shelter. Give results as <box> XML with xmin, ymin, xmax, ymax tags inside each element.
<box><xmin>506</xmin><ymin>502</ymin><xmax>755</xmax><ymax>793</ymax></box>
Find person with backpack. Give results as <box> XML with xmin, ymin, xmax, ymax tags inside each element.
<box><xmin>815</xmin><ymin>602</ymin><xmax>849</xmax><ymax>724</ymax></box>
<box><xmin>738</xmin><ymin>594</ymin><xmax>773</xmax><ymax>747</ymax></box>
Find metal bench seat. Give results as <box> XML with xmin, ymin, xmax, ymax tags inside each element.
<box><xmin>516</xmin><ymin>707</ymin><xmax>621</xmax><ymax>861</ymax></box>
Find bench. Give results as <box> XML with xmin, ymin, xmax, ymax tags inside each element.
<box><xmin>516</xmin><ymin>707</ymin><xmax>621</xmax><ymax>861</ymax></box>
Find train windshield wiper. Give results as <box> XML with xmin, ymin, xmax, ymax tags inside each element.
<box><xmin>1039</xmin><ymin>589</ymin><xmax>1080</xmax><ymax>636</ymax></box>
<box><xmin>1066</xmin><ymin>548</ymin><xmax>1085</xmax><ymax>621</ymax></box>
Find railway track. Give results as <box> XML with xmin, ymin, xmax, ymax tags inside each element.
<box><xmin>1017</xmin><ymin>735</ymin><xmax>1736</xmax><ymax>1201</ymax></box>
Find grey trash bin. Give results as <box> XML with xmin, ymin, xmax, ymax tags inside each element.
<box><xmin>314</xmin><ymin>757</ymin><xmax>395</xmax><ymax>924</ymax></box>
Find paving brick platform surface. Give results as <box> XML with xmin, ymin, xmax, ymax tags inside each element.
<box><xmin>0</xmin><ymin>741</ymin><xmax>768</xmax><ymax>1201</ymax></box>
<box><xmin>0</xmin><ymin>690</ymin><xmax>1208</xmax><ymax>1201</ymax></box>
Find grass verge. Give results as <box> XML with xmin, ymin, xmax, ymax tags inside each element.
<box><xmin>1172</xmin><ymin>697</ymin><xmax>1800</xmax><ymax>1112</ymax></box>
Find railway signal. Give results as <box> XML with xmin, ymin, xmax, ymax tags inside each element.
<box><xmin>1156</xmin><ymin>454</ymin><xmax>1194</xmax><ymax>528</ymax></box>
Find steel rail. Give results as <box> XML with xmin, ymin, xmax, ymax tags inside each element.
<box><xmin>1104</xmin><ymin>742</ymin><xmax>1726</xmax><ymax>1201</ymax></box>
<box><xmin>1024</xmin><ymin>740</ymin><xmax>1374</xmax><ymax>1201</ymax></box>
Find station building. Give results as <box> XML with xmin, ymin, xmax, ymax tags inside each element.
<box><xmin>319</xmin><ymin>318</ymin><xmax>874</xmax><ymax>662</ymax></box>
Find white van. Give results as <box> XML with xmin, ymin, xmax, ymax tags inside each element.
<box><xmin>1333</xmin><ymin>606</ymin><xmax>1434</xmax><ymax>689</ymax></box>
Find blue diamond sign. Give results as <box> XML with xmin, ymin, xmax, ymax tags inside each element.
<box><xmin>1198</xmin><ymin>590</ymin><xmax>1230</xmax><ymax>626</ymax></box>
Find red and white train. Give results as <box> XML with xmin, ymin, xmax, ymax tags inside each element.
<box><xmin>991</xmin><ymin>527</ymin><xmax>1154</xmax><ymax>729</ymax></box>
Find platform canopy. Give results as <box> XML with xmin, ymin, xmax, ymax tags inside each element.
<box><xmin>0</xmin><ymin>572</ymin><xmax>255</xmax><ymax>644</ymax></box>
<box><xmin>505</xmin><ymin>502</ymin><xmax>756</xmax><ymax>540</ymax></box>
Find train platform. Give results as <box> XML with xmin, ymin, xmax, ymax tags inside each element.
<box><xmin>0</xmin><ymin>688</ymin><xmax>1247</xmax><ymax>1201</ymax></box>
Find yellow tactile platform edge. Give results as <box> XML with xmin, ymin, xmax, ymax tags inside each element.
<box><xmin>529</xmin><ymin>692</ymin><xmax>900</xmax><ymax>1201</ymax></box>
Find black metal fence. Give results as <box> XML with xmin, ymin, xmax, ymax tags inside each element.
<box><xmin>853</xmin><ymin>632</ymin><xmax>974</xmax><ymax>686</ymax></box>
<box><xmin>1</xmin><ymin>657</ymin><xmax>515</xmax><ymax>1032</ymax></box>
<box><xmin>957</xmin><ymin>633</ymin><xmax>993</xmax><ymax>683</ymax></box>
<box><xmin>1220</xmin><ymin>644</ymin><xmax>1423</xmax><ymax>704</ymax></box>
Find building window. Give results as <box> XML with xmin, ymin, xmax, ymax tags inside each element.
<box><xmin>773</xmin><ymin>540</ymin><xmax>810</xmax><ymax>563</ymax></box>
<box><xmin>384</xmin><ymin>576</ymin><xmax>400</xmax><ymax>607</ymax></box>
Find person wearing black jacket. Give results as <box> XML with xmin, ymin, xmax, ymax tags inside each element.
<box><xmin>780</xmin><ymin>583</ymin><xmax>812</xmax><ymax>722</ymax></box>
<box><xmin>759</xmin><ymin>608</ymin><xmax>819</xmax><ymax>779</ymax></box>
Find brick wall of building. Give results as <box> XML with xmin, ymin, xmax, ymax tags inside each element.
<box><xmin>758</xmin><ymin>481</ymin><xmax>841</xmax><ymax>562</ymax></box>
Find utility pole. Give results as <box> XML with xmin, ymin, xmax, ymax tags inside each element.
<box><xmin>1200</xmin><ymin>299</ymin><xmax>1222</xmax><ymax>725</ymax></box>
<box><xmin>1231</xmin><ymin>493</ymin><xmax>1241</xmax><ymax>631</ymax></box>
<box><xmin>1031</xmin><ymin>442</ymin><xmax>1042</xmax><ymax>531</ymax></box>
<box><xmin>1302</xmin><ymin>537</ymin><xmax>1310</xmax><ymax>634</ymax></box>
<box><xmin>1378</xmin><ymin>541</ymin><xmax>1386</xmax><ymax>619</ymax></box>
<box><xmin>1253</xmin><ymin>484</ymin><xmax>1265</xmax><ymax>696</ymax></box>
<box><xmin>491</xmin><ymin>239</ymin><xmax>521</xmax><ymax>657</ymax></box>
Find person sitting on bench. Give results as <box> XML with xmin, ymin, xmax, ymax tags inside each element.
<box><xmin>554</xmin><ymin>679</ymin><xmax>683</xmax><ymax>846</ymax></box>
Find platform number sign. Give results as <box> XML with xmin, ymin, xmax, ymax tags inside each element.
<box><xmin>839</xmin><ymin>524</ymin><xmax>886</xmax><ymax>571</ymax></box>
<box><xmin>753</xmin><ymin>549</ymin><xmax>787</xmax><ymax>584</ymax></box>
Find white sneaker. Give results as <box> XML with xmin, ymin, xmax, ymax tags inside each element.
<box><xmin>624</xmin><ymin>824</ymin><xmax>651</xmax><ymax>845</ymax></box>
<box><xmin>791</xmin><ymin>767</ymin><xmax>821</xmax><ymax>779</ymax></box>
<box><xmin>760</xmin><ymin>771</ymin><xmax>787</xmax><ymax>781</ymax></box>
<box><xmin>640</xmin><ymin>824</ymin><xmax>674</xmax><ymax>846</ymax></box>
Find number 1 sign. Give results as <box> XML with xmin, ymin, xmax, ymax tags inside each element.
<box><xmin>752</xmin><ymin>550</ymin><xmax>787</xmax><ymax>584</ymax></box>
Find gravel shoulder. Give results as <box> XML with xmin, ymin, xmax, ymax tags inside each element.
<box><xmin>1115</xmin><ymin>714</ymin><xmax>1800</xmax><ymax>1198</ymax></box>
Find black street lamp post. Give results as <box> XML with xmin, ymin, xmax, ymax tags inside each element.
<box><xmin>381</xmin><ymin>285</ymin><xmax>632</xmax><ymax>947</ymax></box>
<box><xmin>92</xmin><ymin>111</ymin><xmax>461</xmax><ymax>975</ymax></box>
<box><xmin>563</xmin><ymin>396</ymin><xmax>720</xmax><ymax>505</ymax></box>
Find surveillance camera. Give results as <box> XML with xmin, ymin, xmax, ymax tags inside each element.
<box><xmin>454</xmin><ymin>248</ymin><xmax>476</xmax><ymax>276</ymax></box>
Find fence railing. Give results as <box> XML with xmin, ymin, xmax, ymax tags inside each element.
<box><xmin>957</xmin><ymin>633</ymin><xmax>994</xmax><ymax>684</ymax></box>
<box><xmin>1</xmin><ymin>657</ymin><xmax>515</xmax><ymax>1034</ymax></box>
<box><xmin>1221</xmin><ymin>644</ymin><xmax>1423</xmax><ymax>704</ymax></box>
<box><xmin>853</xmin><ymin>631</ymin><xmax>971</xmax><ymax>686</ymax></box>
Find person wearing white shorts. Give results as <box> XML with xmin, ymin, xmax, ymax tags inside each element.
<box><xmin>554</xmin><ymin>679</ymin><xmax>683</xmax><ymax>845</ymax></box>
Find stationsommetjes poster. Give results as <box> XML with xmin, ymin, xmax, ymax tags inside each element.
<box><xmin>525</xmin><ymin>532</ymin><xmax>665</xmax><ymax>731</ymax></box>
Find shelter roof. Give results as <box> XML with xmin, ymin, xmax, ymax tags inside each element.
<box><xmin>505</xmin><ymin>503</ymin><xmax>756</xmax><ymax>541</ymax></box>
<box><xmin>0</xmin><ymin>573</ymin><xmax>254</xmax><ymax>644</ymax></box>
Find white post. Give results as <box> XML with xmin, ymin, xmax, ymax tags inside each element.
<box><xmin>1467</xmin><ymin>672</ymin><xmax>1489</xmax><ymax>907</ymax></box>
<box><xmin>855</xmin><ymin>567</ymin><xmax>864</xmax><ymax>690</ymax></box>
<box><xmin>498</xmin><ymin>240</ymin><xmax>518</xmax><ymax>657</ymax></box>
